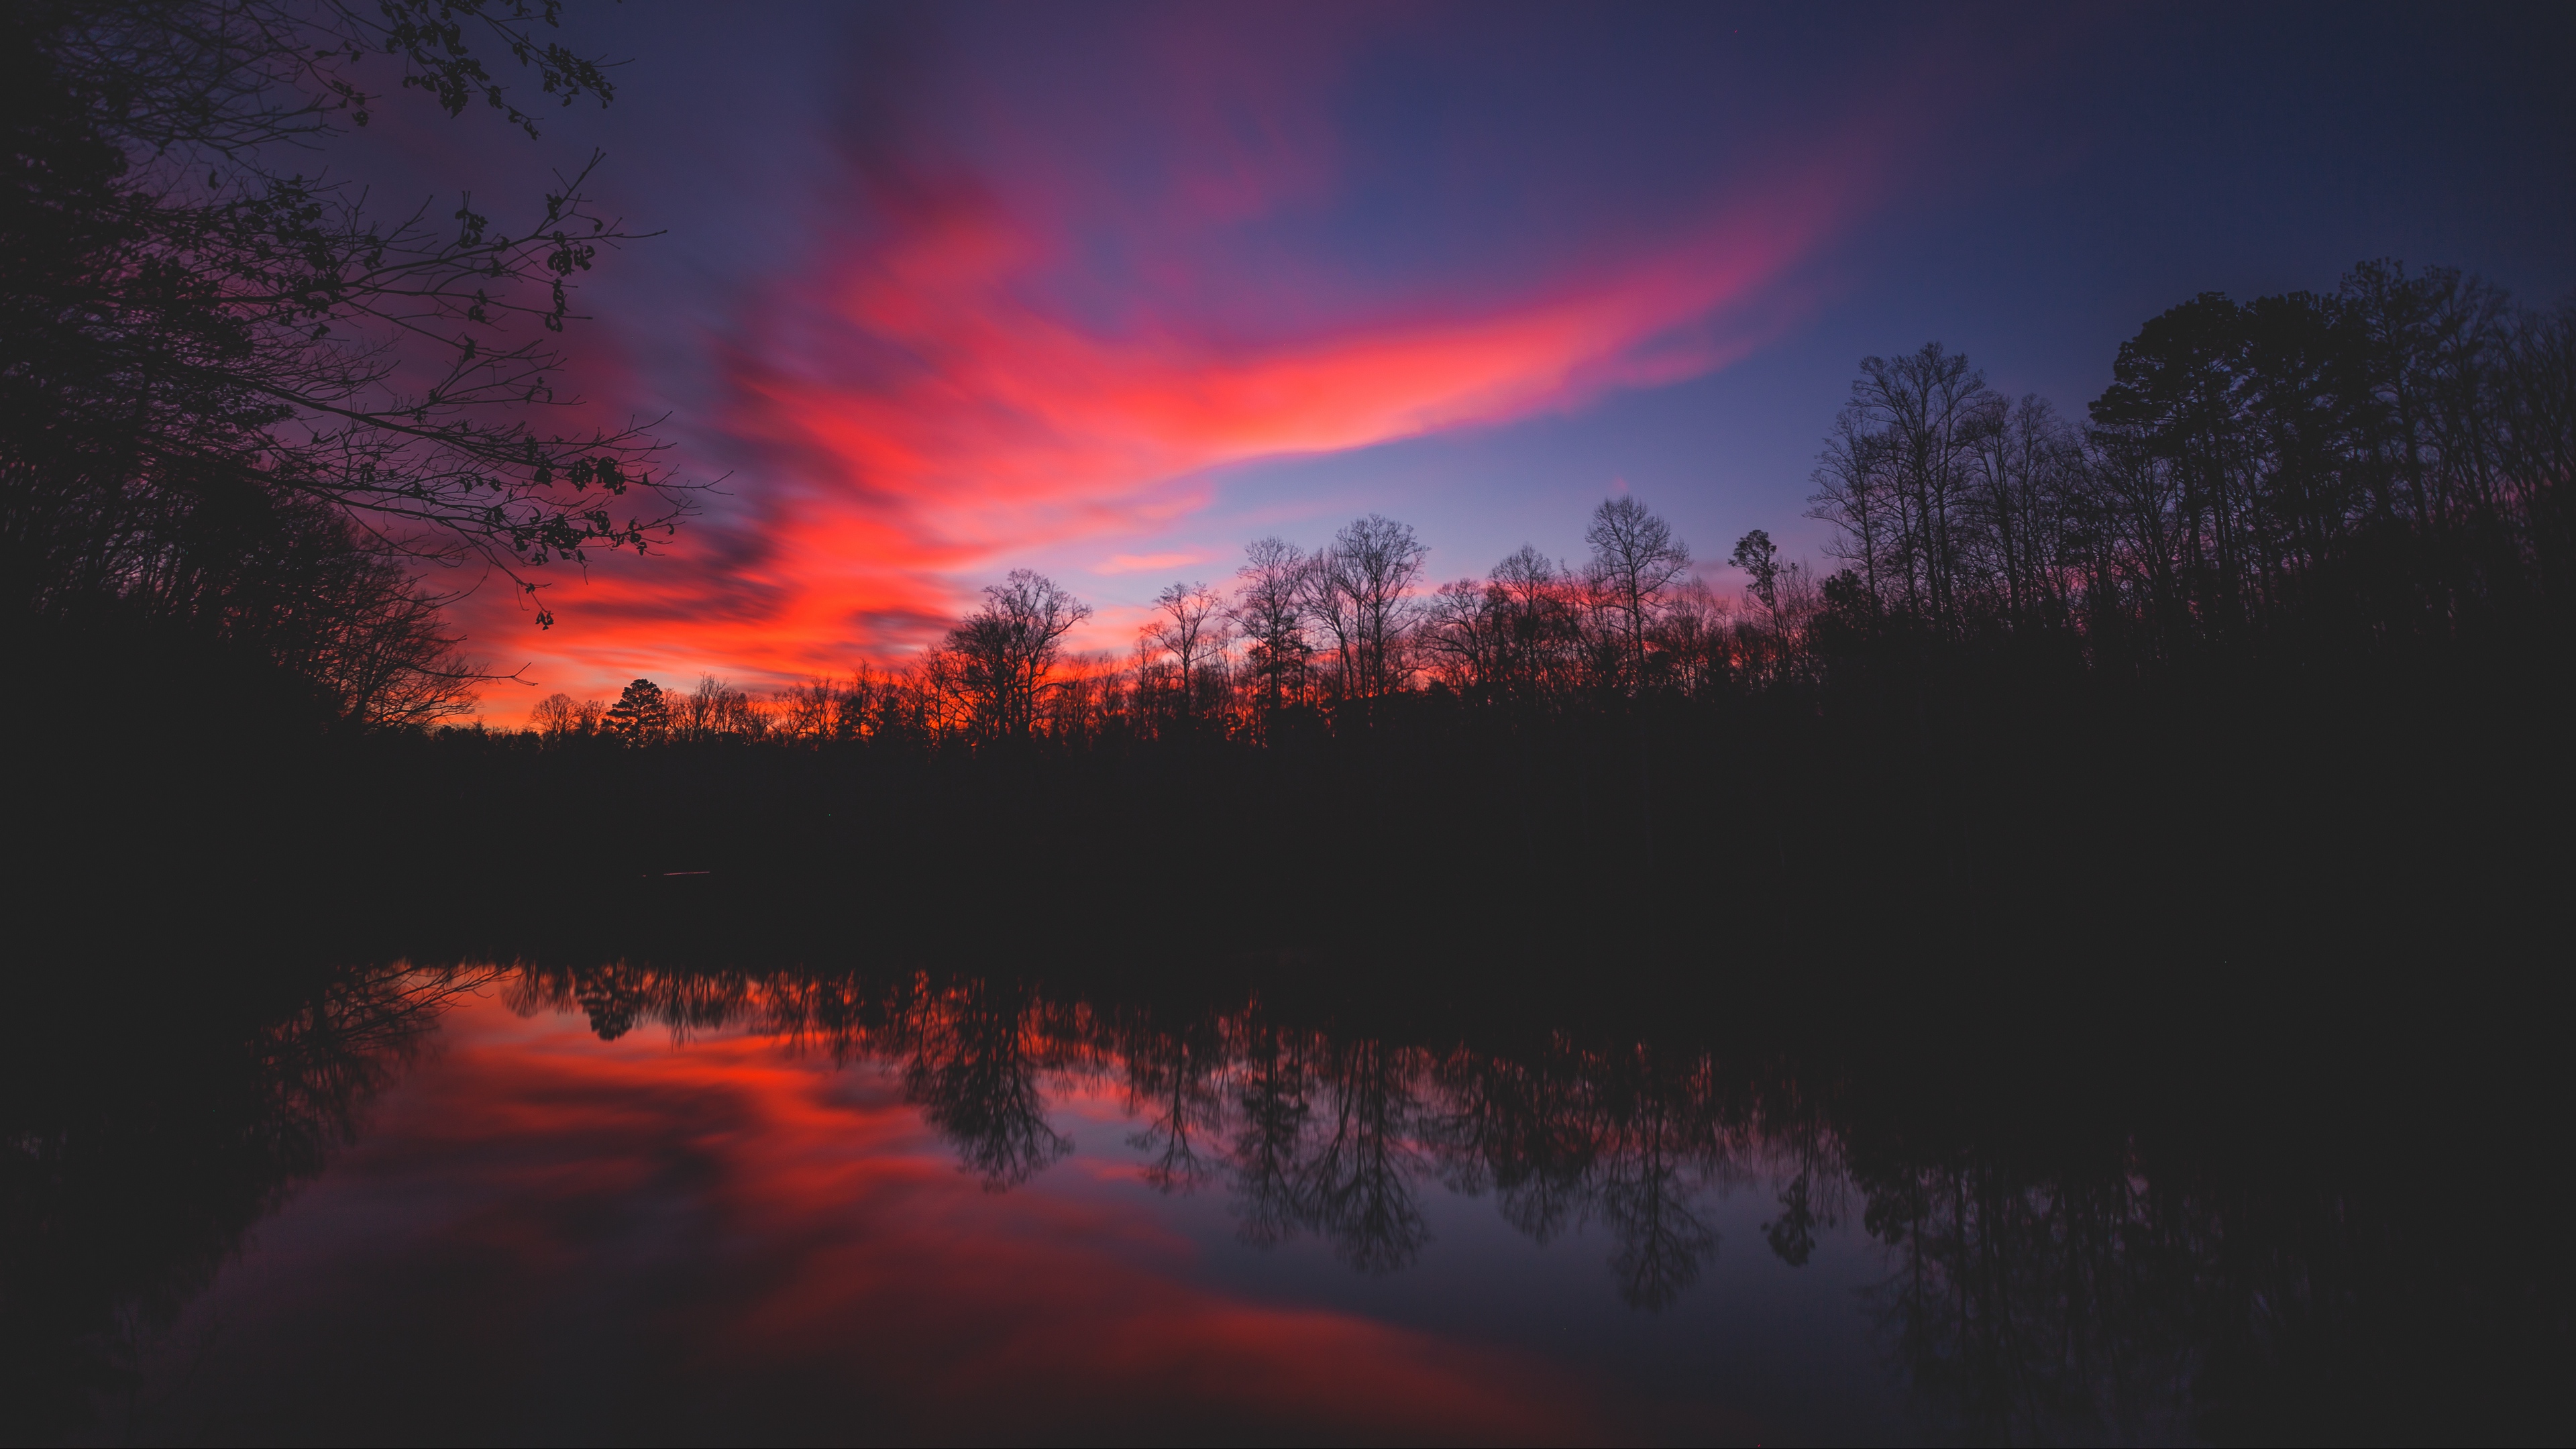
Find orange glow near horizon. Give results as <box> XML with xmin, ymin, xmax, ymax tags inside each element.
<box><xmin>446</xmin><ymin>28</ymin><xmax>1913</xmax><ymax>713</ymax></box>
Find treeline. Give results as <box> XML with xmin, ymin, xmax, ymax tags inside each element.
<box><xmin>1809</xmin><ymin>262</ymin><xmax>2576</xmax><ymax>669</ymax></box>
<box><xmin>508</xmin><ymin>256</ymin><xmax>2575</xmax><ymax>755</ymax></box>
<box><xmin>506</xmin><ymin>500</ymin><xmax>1768</xmax><ymax>751</ymax></box>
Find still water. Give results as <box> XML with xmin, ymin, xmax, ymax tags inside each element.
<box><xmin>15</xmin><ymin>960</ymin><xmax>2569</xmax><ymax>1445</ymax></box>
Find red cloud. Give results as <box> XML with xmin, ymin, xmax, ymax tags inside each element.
<box><xmin>461</xmin><ymin>23</ymin><xmax>1911</xmax><ymax>706</ymax></box>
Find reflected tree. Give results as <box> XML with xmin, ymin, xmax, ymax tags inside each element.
<box><xmin>898</xmin><ymin>980</ymin><xmax>1071</xmax><ymax>1189</ymax></box>
<box><xmin>1428</xmin><ymin>1040</ymin><xmax>1601</xmax><ymax>1245</ymax></box>
<box><xmin>1227</xmin><ymin>1024</ymin><xmax>1316</xmax><ymax>1249</ymax></box>
<box><xmin>1291</xmin><ymin>1038</ymin><xmax>1431</xmax><ymax>1274</ymax></box>
<box><xmin>1119</xmin><ymin>1011</ymin><xmax>1226</xmax><ymax>1194</ymax></box>
<box><xmin>1594</xmin><ymin>1049</ymin><xmax>1723</xmax><ymax>1311</ymax></box>
<box><xmin>374</xmin><ymin>957</ymin><xmax>2576</xmax><ymax>1447</ymax></box>
<box><xmin>1850</xmin><ymin>1150</ymin><xmax>2199</xmax><ymax>1444</ymax></box>
<box><xmin>1763</xmin><ymin>1173</ymin><xmax>1828</xmax><ymax>1267</ymax></box>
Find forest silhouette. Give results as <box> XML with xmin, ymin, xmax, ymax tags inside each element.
<box><xmin>8</xmin><ymin>1</ymin><xmax>2569</xmax><ymax>966</ymax></box>
<box><xmin>504</xmin><ymin>264</ymin><xmax>2576</xmax><ymax>761</ymax></box>
<box><xmin>25</xmin><ymin>269</ymin><xmax>2573</xmax><ymax>968</ymax></box>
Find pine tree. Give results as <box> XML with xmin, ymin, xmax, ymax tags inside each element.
<box><xmin>604</xmin><ymin>679</ymin><xmax>671</xmax><ymax>744</ymax></box>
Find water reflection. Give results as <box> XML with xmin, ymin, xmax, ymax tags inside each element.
<box><xmin>519</xmin><ymin>967</ymin><xmax>1754</xmax><ymax>1299</ymax></box>
<box><xmin>498</xmin><ymin>960</ymin><xmax>2573</xmax><ymax>1444</ymax></box>
<box><xmin>7</xmin><ymin>957</ymin><xmax>2569</xmax><ymax>1445</ymax></box>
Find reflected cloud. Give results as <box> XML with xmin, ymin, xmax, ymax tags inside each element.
<box><xmin>26</xmin><ymin>957</ymin><xmax>2562</xmax><ymax>1444</ymax></box>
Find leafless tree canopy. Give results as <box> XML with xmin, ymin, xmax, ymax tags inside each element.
<box><xmin>1136</xmin><ymin>580</ymin><xmax>1234</xmax><ymax>731</ymax></box>
<box><xmin>930</xmin><ymin>570</ymin><xmax>1093</xmax><ymax>742</ymax></box>
<box><xmin>1301</xmin><ymin>514</ymin><xmax>1430</xmax><ymax>703</ymax></box>
<box><xmin>1587</xmin><ymin>496</ymin><xmax>1693</xmax><ymax>688</ymax></box>
<box><xmin>1230</xmin><ymin>536</ymin><xmax>1312</xmax><ymax>725</ymax></box>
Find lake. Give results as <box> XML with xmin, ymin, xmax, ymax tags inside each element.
<box><xmin>11</xmin><ymin>957</ymin><xmax>2569</xmax><ymax>1445</ymax></box>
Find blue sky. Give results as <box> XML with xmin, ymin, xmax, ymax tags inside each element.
<box><xmin>341</xmin><ymin>1</ymin><xmax>2576</xmax><ymax>692</ymax></box>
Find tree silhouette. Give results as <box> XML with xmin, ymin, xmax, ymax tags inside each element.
<box><xmin>1230</xmin><ymin>537</ymin><xmax>1313</xmax><ymax>724</ymax></box>
<box><xmin>934</xmin><ymin>570</ymin><xmax>1091</xmax><ymax>742</ymax></box>
<box><xmin>1302</xmin><ymin>515</ymin><xmax>1428</xmax><ymax>704</ymax></box>
<box><xmin>900</xmin><ymin>982</ymin><xmax>1072</xmax><ymax>1189</ymax></box>
<box><xmin>1587</xmin><ymin>497</ymin><xmax>1692</xmax><ymax>690</ymax></box>
<box><xmin>1138</xmin><ymin>581</ymin><xmax>1233</xmax><ymax>734</ymax></box>
<box><xmin>603</xmin><ymin>678</ymin><xmax>670</xmax><ymax>745</ymax></box>
<box><xmin>1228</xmin><ymin>1026</ymin><xmax>1316</xmax><ymax>1249</ymax></box>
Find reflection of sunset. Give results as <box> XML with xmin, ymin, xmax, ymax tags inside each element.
<box><xmin>43</xmin><ymin>952</ymin><xmax>2571</xmax><ymax>1444</ymax></box>
<box><xmin>275</xmin><ymin>984</ymin><xmax>1606</xmax><ymax>1443</ymax></box>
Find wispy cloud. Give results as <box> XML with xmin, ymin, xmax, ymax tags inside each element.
<box><xmin>1093</xmin><ymin>551</ymin><xmax>1210</xmax><ymax>576</ymax></box>
<box><xmin>468</xmin><ymin>9</ymin><xmax>1940</xmax><ymax>699</ymax></box>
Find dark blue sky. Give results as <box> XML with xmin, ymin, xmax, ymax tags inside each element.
<box><xmin>353</xmin><ymin>1</ymin><xmax>2576</xmax><ymax>692</ymax></box>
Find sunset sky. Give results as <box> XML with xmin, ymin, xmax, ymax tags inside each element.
<box><xmin>339</xmin><ymin>1</ymin><xmax>2576</xmax><ymax>704</ymax></box>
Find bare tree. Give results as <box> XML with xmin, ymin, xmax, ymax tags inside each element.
<box><xmin>1417</xmin><ymin>578</ymin><xmax>1510</xmax><ymax>694</ymax></box>
<box><xmin>1488</xmin><ymin>545</ymin><xmax>1581</xmax><ymax>700</ymax></box>
<box><xmin>1649</xmin><ymin>577</ymin><xmax>1734</xmax><ymax>696</ymax></box>
<box><xmin>1230</xmin><ymin>537</ymin><xmax>1313</xmax><ymax>720</ymax></box>
<box><xmin>1843</xmin><ymin>343</ymin><xmax>1996</xmax><ymax>633</ymax></box>
<box><xmin>1138</xmin><ymin>581</ymin><xmax>1234</xmax><ymax>731</ymax></box>
<box><xmin>1808</xmin><ymin>411</ymin><xmax>1896</xmax><ymax>604</ymax></box>
<box><xmin>935</xmin><ymin>570</ymin><xmax>1093</xmax><ymax>742</ymax></box>
<box><xmin>1968</xmin><ymin>394</ymin><xmax>2082</xmax><ymax>630</ymax></box>
<box><xmin>1586</xmin><ymin>497</ymin><xmax>1691</xmax><ymax>690</ymax></box>
<box><xmin>681</xmin><ymin>674</ymin><xmax>764</xmax><ymax>741</ymax></box>
<box><xmin>528</xmin><ymin>692</ymin><xmax>580</xmax><ymax>741</ymax></box>
<box><xmin>774</xmin><ymin>678</ymin><xmax>839</xmax><ymax>741</ymax></box>
<box><xmin>1301</xmin><ymin>515</ymin><xmax>1428</xmax><ymax>703</ymax></box>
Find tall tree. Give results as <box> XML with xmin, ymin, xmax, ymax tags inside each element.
<box><xmin>1138</xmin><ymin>580</ymin><xmax>1232</xmax><ymax>732</ymax></box>
<box><xmin>602</xmin><ymin>678</ymin><xmax>669</xmax><ymax>745</ymax></box>
<box><xmin>1843</xmin><ymin>343</ymin><xmax>1996</xmax><ymax>633</ymax></box>
<box><xmin>1417</xmin><ymin>576</ymin><xmax>1511</xmax><ymax>696</ymax></box>
<box><xmin>1301</xmin><ymin>515</ymin><xmax>1427</xmax><ymax>704</ymax></box>
<box><xmin>1586</xmin><ymin>497</ymin><xmax>1692</xmax><ymax>691</ymax></box>
<box><xmin>1808</xmin><ymin>411</ymin><xmax>1896</xmax><ymax>606</ymax></box>
<box><xmin>1230</xmin><ymin>537</ymin><xmax>1311</xmax><ymax>721</ymax></box>
<box><xmin>1967</xmin><ymin>394</ymin><xmax>2082</xmax><ymax>632</ymax></box>
<box><xmin>936</xmin><ymin>570</ymin><xmax>1091</xmax><ymax>742</ymax></box>
<box><xmin>1729</xmin><ymin>529</ymin><xmax>1781</xmax><ymax>630</ymax></box>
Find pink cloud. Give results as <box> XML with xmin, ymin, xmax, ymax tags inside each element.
<box><xmin>460</xmin><ymin>16</ymin><xmax>1933</xmax><ymax>701</ymax></box>
<box><xmin>1093</xmin><ymin>551</ymin><xmax>1212</xmax><ymax>576</ymax></box>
